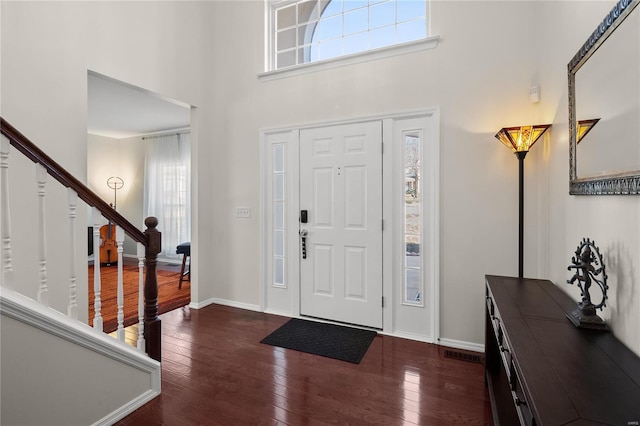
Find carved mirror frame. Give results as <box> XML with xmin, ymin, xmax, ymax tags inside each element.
<box><xmin>568</xmin><ymin>0</ymin><xmax>640</xmax><ymax>195</ymax></box>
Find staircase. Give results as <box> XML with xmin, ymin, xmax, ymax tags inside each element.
<box><xmin>1</xmin><ymin>118</ymin><xmax>162</xmax><ymax>425</ymax></box>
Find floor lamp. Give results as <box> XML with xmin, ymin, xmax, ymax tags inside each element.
<box><xmin>495</xmin><ymin>124</ymin><xmax>551</xmax><ymax>279</ymax></box>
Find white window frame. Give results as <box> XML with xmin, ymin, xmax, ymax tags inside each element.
<box><xmin>260</xmin><ymin>130</ymin><xmax>300</xmax><ymax>316</ymax></box>
<box><xmin>389</xmin><ymin>112</ymin><xmax>440</xmax><ymax>342</ymax></box>
<box><xmin>272</xmin><ymin>143</ymin><xmax>287</xmax><ymax>288</ymax></box>
<box><xmin>402</xmin><ymin>130</ymin><xmax>424</xmax><ymax>307</ymax></box>
<box><xmin>262</xmin><ymin>0</ymin><xmax>439</xmax><ymax>80</ymax></box>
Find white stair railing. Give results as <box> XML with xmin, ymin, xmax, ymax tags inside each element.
<box><xmin>0</xmin><ymin>137</ymin><xmax>149</xmax><ymax>354</ymax></box>
<box><xmin>1</xmin><ymin>117</ymin><xmax>162</xmax><ymax>362</ymax></box>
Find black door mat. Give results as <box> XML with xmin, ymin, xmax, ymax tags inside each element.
<box><xmin>260</xmin><ymin>318</ymin><xmax>377</xmax><ymax>364</ymax></box>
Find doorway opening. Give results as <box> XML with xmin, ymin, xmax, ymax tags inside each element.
<box><xmin>87</xmin><ymin>71</ymin><xmax>192</xmax><ymax>261</ymax></box>
<box><xmin>86</xmin><ymin>70</ymin><xmax>193</xmax><ymax>333</ymax></box>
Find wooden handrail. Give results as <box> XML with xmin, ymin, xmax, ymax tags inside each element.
<box><xmin>1</xmin><ymin>116</ymin><xmax>161</xmax><ymax>361</ymax></box>
<box><xmin>0</xmin><ymin>117</ymin><xmax>146</xmax><ymax>244</ymax></box>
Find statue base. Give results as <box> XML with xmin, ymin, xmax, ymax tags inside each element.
<box><xmin>567</xmin><ymin>305</ymin><xmax>608</xmax><ymax>331</ymax></box>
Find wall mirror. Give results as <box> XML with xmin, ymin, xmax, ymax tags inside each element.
<box><xmin>569</xmin><ymin>0</ymin><xmax>640</xmax><ymax>194</ymax></box>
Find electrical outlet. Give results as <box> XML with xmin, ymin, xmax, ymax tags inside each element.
<box><xmin>236</xmin><ymin>207</ymin><xmax>251</xmax><ymax>218</ymax></box>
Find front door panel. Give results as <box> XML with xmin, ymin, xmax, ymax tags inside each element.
<box><xmin>300</xmin><ymin>121</ymin><xmax>382</xmax><ymax>328</ymax></box>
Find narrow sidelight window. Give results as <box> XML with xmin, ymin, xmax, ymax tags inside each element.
<box><xmin>273</xmin><ymin>144</ymin><xmax>286</xmax><ymax>287</ymax></box>
<box><xmin>403</xmin><ymin>133</ymin><xmax>422</xmax><ymax>305</ymax></box>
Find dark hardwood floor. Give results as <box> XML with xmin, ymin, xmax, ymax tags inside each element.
<box><xmin>117</xmin><ymin>305</ymin><xmax>493</xmax><ymax>425</ymax></box>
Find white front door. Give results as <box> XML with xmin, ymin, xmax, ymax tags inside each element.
<box><xmin>299</xmin><ymin>121</ymin><xmax>383</xmax><ymax>328</ymax></box>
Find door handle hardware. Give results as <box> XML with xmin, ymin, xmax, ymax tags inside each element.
<box><xmin>300</xmin><ymin>229</ymin><xmax>308</xmax><ymax>259</ymax></box>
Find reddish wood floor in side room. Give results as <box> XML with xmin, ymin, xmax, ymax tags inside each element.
<box><xmin>117</xmin><ymin>305</ymin><xmax>493</xmax><ymax>425</ymax></box>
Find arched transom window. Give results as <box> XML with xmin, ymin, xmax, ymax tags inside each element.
<box><xmin>271</xmin><ymin>0</ymin><xmax>428</xmax><ymax>70</ymax></box>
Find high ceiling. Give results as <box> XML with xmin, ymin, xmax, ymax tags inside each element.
<box><xmin>87</xmin><ymin>73</ymin><xmax>191</xmax><ymax>139</ymax></box>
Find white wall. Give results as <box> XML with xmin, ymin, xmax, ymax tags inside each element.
<box><xmin>207</xmin><ymin>0</ymin><xmax>541</xmax><ymax>346</ymax></box>
<box><xmin>3</xmin><ymin>0</ymin><xmax>638</xmax><ymax>355</ymax></box>
<box><xmin>534</xmin><ymin>1</ymin><xmax>640</xmax><ymax>356</ymax></box>
<box><xmin>1</xmin><ymin>1</ymin><xmax>217</xmax><ymax>313</ymax></box>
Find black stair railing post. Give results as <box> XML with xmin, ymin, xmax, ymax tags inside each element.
<box><xmin>143</xmin><ymin>216</ymin><xmax>162</xmax><ymax>362</ymax></box>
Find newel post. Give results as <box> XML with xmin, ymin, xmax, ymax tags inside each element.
<box><xmin>144</xmin><ymin>217</ymin><xmax>162</xmax><ymax>362</ymax></box>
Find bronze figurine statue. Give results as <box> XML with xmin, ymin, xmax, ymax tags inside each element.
<box><xmin>566</xmin><ymin>238</ymin><xmax>609</xmax><ymax>330</ymax></box>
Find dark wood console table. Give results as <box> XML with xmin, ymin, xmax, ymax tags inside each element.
<box><xmin>485</xmin><ymin>275</ymin><xmax>640</xmax><ymax>426</ymax></box>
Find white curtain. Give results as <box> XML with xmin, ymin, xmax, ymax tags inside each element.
<box><xmin>143</xmin><ymin>133</ymin><xmax>191</xmax><ymax>259</ymax></box>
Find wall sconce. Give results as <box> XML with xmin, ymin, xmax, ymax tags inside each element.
<box><xmin>577</xmin><ymin>119</ymin><xmax>600</xmax><ymax>144</ymax></box>
<box><xmin>495</xmin><ymin>124</ymin><xmax>551</xmax><ymax>278</ymax></box>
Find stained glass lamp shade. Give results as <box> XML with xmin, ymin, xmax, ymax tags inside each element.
<box><xmin>577</xmin><ymin>119</ymin><xmax>600</xmax><ymax>144</ymax></box>
<box><xmin>495</xmin><ymin>124</ymin><xmax>551</xmax><ymax>153</ymax></box>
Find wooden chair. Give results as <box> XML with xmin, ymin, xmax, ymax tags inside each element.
<box><xmin>176</xmin><ymin>242</ymin><xmax>190</xmax><ymax>289</ymax></box>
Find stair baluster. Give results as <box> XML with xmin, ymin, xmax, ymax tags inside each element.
<box><xmin>0</xmin><ymin>137</ymin><xmax>14</xmax><ymax>289</ymax></box>
<box><xmin>67</xmin><ymin>188</ymin><xmax>79</xmax><ymax>319</ymax></box>
<box><xmin>136</xmin><ymin>242</ymin><xmax>146</xmax><ymax>352</ymax></box>
<box><xmin>116</xmin><ymin>225</ymin><xmax>125</xmax><ymax>341</ymax></box>
<box><xmin>36</xmin><ymin>163</ymin><xmax>49</xmax><ymax>306</ymax></box>
<box><xmin>92</xmin><ymin>207</ymin><xmax>103</xmax><ymax>331</ymax></box>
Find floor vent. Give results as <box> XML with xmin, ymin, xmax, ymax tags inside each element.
<box><xmin>444</xmin><ymin>349</ymin><xmax>484</xmax><ymax>364</ymax></box>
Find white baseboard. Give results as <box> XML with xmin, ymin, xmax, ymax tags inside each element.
<box><xmin>438</xmin><ymin>337</ymin><xmax>485</xmax><ymax>353</ymax></box>
<box><xmin>263</xmin><ymin>308</ymin><xmax>294</xmax><ymax>318</ymax></box>
<box><xmin>188</xmin><ymin>299</ymin><xmax>214</xmax><ymax>309</ymax></box>
<box><xmin>383</xmin><ymin>330</ymin><xmax>434</xmax><ymax>344</ymax></box>
<box><xmin>187</xmin><ymin>297</ymin><xmax>484</xmax><ymax>352</ymax></box>
<box><xmin>189</xmin><ymin>297</ymin><xmax>261</xmax><ymax>312</ymax></box>
<box><xmin>187</xmin><ymin>301</ymin><xmax>203</xmax><ymax>309</ymax></box>
<box><xmin>93</xmin><ymin>388</ymin><xmax>160</xmax><ymax>426</ymax></box>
